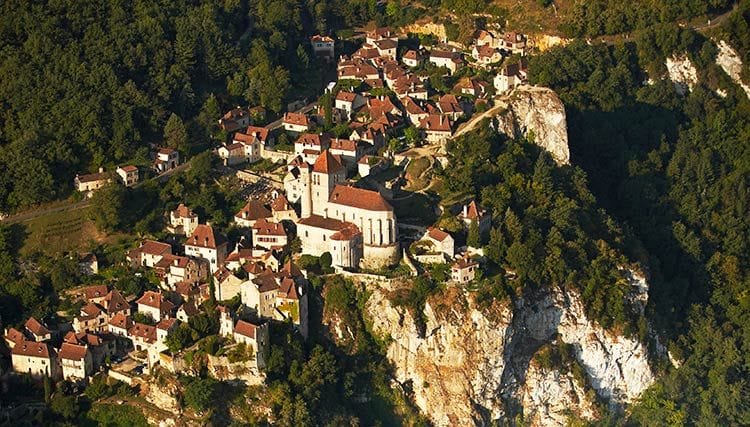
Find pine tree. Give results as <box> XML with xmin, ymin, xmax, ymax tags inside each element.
<box><xmin>164</xmin><ymin>113</ymin><xmax>188</xmax><ymax>153</ymax></box>
<box><xmin>467</xmin><ymin>219</ymin><xmax>481</xmax><ymax>248</ymax></box>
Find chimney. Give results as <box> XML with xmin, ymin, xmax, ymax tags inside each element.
<box><xmin>98</xmin><ymin>167</ymin><xmax>104</xmax><ymax>173</ymax></box>
<box><xmin>463</xmin><ymin>204</ymin><xmax>468</xmax><ymax>217</ymax></box>
<box><xmin>174</xmin><ymin>259</ymin><xmax>178</xmax><ymax>266</ymax></box>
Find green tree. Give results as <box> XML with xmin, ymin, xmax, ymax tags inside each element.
<box><xmin>467</xmin><ymin>219</ymin><xmax>481</xmax><ymax>248</ymax></box>
<box><xmin>183</xmin><ymin>378</ymin><xmax>216</xmax><ymax>412</ymax></box>
<box><xmin>164</xmin><ymin>113</ymin><xmax>189</xmax><ymax>154</ymax></box>
<box><xmin>89</xmin><ymin>183</ymin><xmax>126</xmax><ymax>232</ymax></box>
<box><xmin>49</xmin><ymin>394</ymin><xmax>80</xmax><ymax>420</ymax></box>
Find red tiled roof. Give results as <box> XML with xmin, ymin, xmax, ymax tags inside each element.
<box><xmin>137</xmin><ymin>240</ymin><xmax>172</xmax><ymax>256</ymax></box>
<box><xmin>452</xmin><ymin>256</ymin><xmax>479</xmax><ymax>270</ymax></box>
<box><xmin>235</xmin><ymin>200</ymin><xmax>272</xmax><ymax>221</ymax></box>
<box><xmin>427</xmin><ymin>227</ymin><xmax>451</xmax><ymax>242</ymax></box>
<box><xmin>175</xmin><ymin>281</ymin><xmax>199</xmax><ymax>297</ymax></box>
<box><xmin>243</xmin><ymin>261</ymin><xmax>266</xmax><ymax>275</ymax></box>
<box><xmin>187</xmin><ymin>224</ymin><xmax>225</xmax><ymax>250</ymax></box>
<box><xmin>76</xmin><ymin>171</ymin><xmax>110</xmax><ymax>183</ymax></box>
<box><xmin>63</xmin><ymin>331</ymin><xmax>80</xmax><ymax>344</ymax></box>
<box><xmin>109</xmin><ymin>313</ymin><xmax>132</xmax><ymax>330</ymax></box>
<box><xmin>12</xmin><ymin>341</ymin><xmax>52</xmax><ymax>358</ymax></box>
<box><xmin>463</xmin><ymin>200</ymin><xmax>484</xmax><ymax>220</ymax></box>
<box><xmin>136</xmin><ymin>291</ymin><xmax>174</xmax><ymax>313</ymax></box>
<box><xmin>158</xmin><ymin>147</ymin><xmax>176</xmax><ymax>155</ymax></box>
<box><xmin>283</xmin><ymin>112</ymin><xmax>311</xmax><ymax>127</ymax></box>
<box><xmin>233</xmin><ymin>320</ymin><xmax>259</xmax><ymax>339</ymax></box>
<box><xmin>84</xmin><ymin>285</ymin><xmax>108</xmax><ymax>301</ymax></box>
<box><xmin>156</xmin><ymin>318</ymin><xmax>178</xmax><ymax>331</ymax></box>
<box><xmin>173</xmin><ymin>203</ymin><xmax>196</xmax><ymax>218</ymax></box>
<box><xmin>252</xmin><ymin>218</ymin><xmax>287</xmax><ymax>236</ymax></box>
<box><xmin>330</xmin><ymin>138</ymin><xmax>357</xmax><ymax>152</ymax></box>
<box><xmin>271</xmin><ymin>194</ymin><xmax>291</xmax><ymax>212</ymax></box>
<box><xmin>252</xmin><ymin>271</ymin><xmax>280</xmax><ymax>293</ymax></box>
<box><xmin>103</xmin><ymin>290</ymin><xmax>129</xmax><ymax>314</ymax></box>
<box><xmin>25</xmin><ymin>317</ymin><xmax>50</xmax><ymax>337</ymax></box>
<box><xmin>312</xmin><ymin>150</ymin><xmax>345</xmax><ymax>174</ymax></box>
<box><xmin>336</xmin><ymin>91</ymin><xmax>357</xmax><ymax>102</ymax></box>
<box><xmin>81</xmin><ymin>303</ymin><xmax>103</xmax><ymax>317</ymax></box>
<box><xmin>119</xmin><ymin>165</ymin><xmax>138</xmax><ymax>172</ymax></box>
<box><xmin>419</xmin><ymin>114</ymin><xmax>453</xmax><ymax>132</ymax></box>
<box><xmin>59</xmin><ymin>342</ymin><xmax>88</xmax><ymax>361</ymax></box>
<box><xmin>298</xmin><ymin>214</ymin><xmax>352</xmax><ymax>231</ymax></box>
<box><xmin>375</xmin><ymin>39</ymin><xmax>397</xmax><ymax>50</ymax></box>
<box><xmin>278</xmin><ymin>277</ymin><xmax>300</xmax><ymax>300</ymax></box>
<box><xmin>5</xmin><ymin>327</ymin><xmax>25</xmax><ymax>344</ymax></box>
<box><xmin>329</xmin><ymin>185</ymin><xmax>392</xmax><ymax>211</ymax></box>
<box><xmin>178</xmin><ymin>300</ymin><xmax>200</xmax><ymax>317</ymax></box>
<box><xmin>296</xmin><ymin>133</ymin><xmax>330</xmax><ymax>147</ymax></box>
<box><xmin>128</xmin><ymin>323</ymin><xmax>156</xmax><ymax>343</ymax></box>
<box><xmin>279</xmin><ymin>260</ymin><xmax>303</xmax><ymax>279</ymax></box>
<box><xmin>330</xmin><ymin>223</ymin><xmax>361</xmax><ymax>241</ymax></box>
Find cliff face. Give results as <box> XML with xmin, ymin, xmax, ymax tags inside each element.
<box><xmin>665</xmin><ymin>54</ymin><xmax>698</xmax><ymax>95</ymax></box>
<box><xmin>361</xmin><ymin>271</ymin><xmax>655</xmax><ymax>426</ymax></box>
<box><xmin>493</xmin><ymin>87</ymin><xmax>570</xmax><ymax>165</ymax></box>
<box><xmin>715</xmin><ymin>40</ymin><xmax>750</xmax><ymax>100</ymax></box>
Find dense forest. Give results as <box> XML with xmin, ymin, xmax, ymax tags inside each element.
<box><xmin>0</xmin><ymin>0</ymin><xmax>399</xmax><ymax>214</ymax></box>
<box><xmin>529</xmin><ymin>14</ymin><xmax>750</xmax><ymax>424</ymax></box>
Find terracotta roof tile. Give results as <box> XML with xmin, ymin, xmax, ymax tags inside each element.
<box><xmin>12</xmin><ymin>341</ymin><xmax>52</xmax><ymax>358</ymax></box>
<box><xmin>252</xmin><ymin>218</ymin><xmax>287</xmax><ymax>236</ymax></box>
<box><xmin>83</xmin><ymin>285</ymin><xmax>109</xmax><ymax>301</ymax></box>
<box><xmin>233</xmin><ymin>320</ymin><xmax>259</xmax><ymax>339</ymax></box>
<box><xmin>312</xmin><ymin>150</ymin><xmax>345</xmax><ymax>174</ymax></box>
<box><xmin>187</xmin><ymin>224</ymin><xmax>226</xmax><ymax>250</ymax></box>
<box><xmin>329</xmin><ymin>185</ymin><xmax>392</xmax><ymax>211</ymax></box>
<box><xmin>25</xmin><ymin>317</ymin><xmax>50</xmax><ymax>337</ymax></box>
<box><xmin>235</xmin><ymin>200</ymin><xmax>272</xmax><ymax>221</ymax></box>
<box><xmin>59</xmin><ymin>342</ymin><xmax>88</xmax><ymax>361</ymax></box>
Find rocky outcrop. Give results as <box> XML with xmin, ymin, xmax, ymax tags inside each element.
<box><xmin>715</xmin><ymin>40</ymin><xmax>750</xmax><ymax>99</ymax></box>
<box><xmin>493</xmin><ymin>87</ymin><xmax>570</xmax><ymax>165</ymax></box>
<box><xmin>362</xmin><ymin>270</ymin><xmax>655</xmax><ymax>426</ymax></box>
<box><xmin>521</xmin><ymin>361</ymin><xmax>598</xmax><ymax>426</ymax></box>
<box><xmin>665</xmin><ymin>54</ymin><xmax>698</xmax><ymax>95</ymax></box>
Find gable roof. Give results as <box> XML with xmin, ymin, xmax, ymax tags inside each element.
<box><xmin>312</xmin><ymin>150</ymin><xmax>345</xmax><ymax>174</ymax></box>
<box><xmin>136</xmin><ymin>291</ymin><xmax>175</xmax><ymax>313</ymax></box>
<box><xmin>137</xmin><ymin>240</ymin><xmax>172</xmax><ymax>256</ymax></box>
<box><xmin>25</xmin><ymin>317</ymin><xmax>50</xmax><ymax>337</ymax></box>
<box><xmin>128</xmin><ymin>323</ymin><xmax>156</xmax><ymax>343</ymax></box>
<box><xmin>102</xmin><ymin>290</ymin><xmax>130</xmax><ymax>314</ymax></box>
<box><xmin>252</xmin><ymin>218</ymin><xmax>287</xmax><ymax>236</ymax></box>
<box><xmin>329</xmin><ymin>185</ymin><xmax>392</xmax><ymax>211</ymax></box>
<box><xmin>12</xmin><ymin>341</ymin><xmax>52</xmax><ymax>358</ymax></box>
<box><xmin>419</xmin><ymin>114</ymin><xmax>453</xmax><ymax>132</ymax></box>
<box><xmin>5</xmin><ymin>327</ymin><xmax>25</xmax><ymax>344</ymax></box>
<box><xmin>296</xmin><ymin>133</ymin><xmax>330</xmax><ymax>147</ymax></box>
<box><xmin>235</xmin><ymin>200</ymin><xmax>272</xmax><ymax>221</ymax></box>
<box><xmin>335</xmin><ymin>91</ymin><xmax>358</xmax><ymax>102</ymax></box>
<box><xmin>173</xmin><ymin>203</ymin><xmax>197</xmax><ymax>219</ymax></box>
<box><xmin>283</xmin><ymin>112</ymin><xmax>311</xmax><ymax>127</ymax></box>
<box><xmin>427</xmin><ymin>227</ymin><xmax>451</xmax><ymax>242</ymax></box>
<box><xmin>83</xmin><ymin>285</ymin><xmax>109</xmax><ymax>301</ymax></box>
<box><xmin>109</xmin><ymin>313</ymin><xmax>132</xmax><ymax>330</ymax></box>
<box><xmin>187</xmin><ymin>224</ymin><xmax>226</xmax><ymax>250</ymax></box>
<box><xmin>59</xmin><ymin>342</ymin><xmax>88</xmax><ymax>361</ymax></box>
<box><xmin>233</xmin><ymin>320</ymin><xmax>259</xmax><ymax>339</ymax></box>
<box><xmin>271</xmin><ymin>194</ymin><xmax>292</xmax><ymax>212</ymax></box>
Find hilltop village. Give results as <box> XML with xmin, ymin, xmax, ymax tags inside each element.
<box><xmin>6</xmin><ymin>24</ymin><xmax>523</xmax><ymax>392</ymax></box>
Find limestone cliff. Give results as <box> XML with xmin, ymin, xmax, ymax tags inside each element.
<box><xmin>665</xmin><ymin>54</ymin><xmax>698</xmax><ymax>95</ymax></box>
<box><xmin>493</xmin><ymin>87</ymin><xmax>570</xmax><ymax>165</ymax></box>
<box><xmin>715</xmin><ymin>40</ymin><xmax>750</xmax><ymax>100</ymax></box>
<box><xmin>359</xmin><ymin>270</ymin><xmax>655</xmax><ymax>426</ymax></box>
